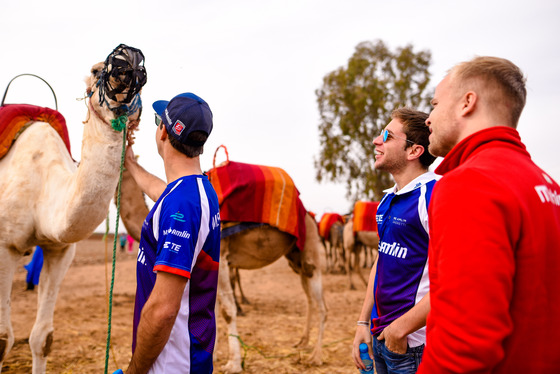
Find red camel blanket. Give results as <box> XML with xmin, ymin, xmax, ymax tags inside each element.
<box><xmin>318</xmin><ymin>213</ymin><xmax>344</xmax><ymax>240</ymax></box>
<box><xmin>352</xmin><ymin>201</ymin><xmax>379</xmax><ymax>233</ymax></box>
<box><xmin>0</xmin><ymin>104</ymin><xmax>71</xmax><ymax>159</ymax></box>
<box><xmin>207</xmin><ymin>160</ymin><xmax>307</xmax><ymax>251</ymax></box>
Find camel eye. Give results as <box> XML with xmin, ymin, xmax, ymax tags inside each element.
<box><xmin>91</xmin><ymin>69</ymin><xmax>102</xmax><ymax>79</ymax></box>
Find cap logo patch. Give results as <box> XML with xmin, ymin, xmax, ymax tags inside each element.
<box><xmin>173</xmin><ymin>120</ymin><xmax>185</xmax><ymax>136</ymax></box>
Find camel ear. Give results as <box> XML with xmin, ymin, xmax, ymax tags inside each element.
<box><xmin>90</xmin><ymin>62</ymin><xmax>104</xmax><ymax>79</ymax></box>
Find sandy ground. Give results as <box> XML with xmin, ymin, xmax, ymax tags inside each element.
<box><xmin>4</xmin><ymin>234</ymin><xmax>369</xmax><ymax>373</ymax></box>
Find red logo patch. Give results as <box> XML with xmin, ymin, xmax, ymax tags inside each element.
<box><xmin>174</xmin><ymin>121</ymin><xmax>185</xmax><ymax>135</ymax></box>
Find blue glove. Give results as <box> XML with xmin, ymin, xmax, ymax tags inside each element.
<box><xmin>113</xmin><ymin>370</ymin><xmax>123</xmax><ymax>374</ymax></box>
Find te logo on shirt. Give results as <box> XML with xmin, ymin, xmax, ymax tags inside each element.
<box><xmin>164</xmin><ymin>241</ymin><xmax>181</xmax><ymax>253</ymax></box>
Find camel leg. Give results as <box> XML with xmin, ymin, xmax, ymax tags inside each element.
<box><xmin>346</xmin><ymin>244</ymin><xmax>356</xmax><ymax>290</ymax></box>
<box><xmin>286</xmin><ymin>223</ymin><xmax>327</xmax><ymax>366</ymax></box>
<box><xmin>29</xmin><ymin>243</ymin><xmax>75</xmax><ymax>374</ymax></box>
<box><xmin>362</xmin><ymin>245</ymin><xmax>370</xmax><ymax>268</ymax></box>
<box><xmin>294</xmin><ymin>270</ymin><xmax>311</xmax><ymax>349</ymax></box>
<box><xmin>0</xmin><ymin>247</ymin><xmax>20</xmax><ymax>370</ymax></box>
<box><xmin>218</xmin><ymin>246</ymin><xmax>243</xmax><ymax>374</ymax></box>
<box><xmin>299</xmin><ymin>267</ymin><xmax>326</xmax><ymax>366</ymax></box>
<box><xmin>235</xmin><ymin>268</ymin><xmax>250</xmax><ymax>305</ymax></box>
<box><xmin>353</xmin><ymin>243</ymin><xmax>368</xmax><ymax>287</ymax></box>
<box><xmin>229</xmin><ymin>267</ymin><xmax>244</xmax><ymax>316</ymax></box>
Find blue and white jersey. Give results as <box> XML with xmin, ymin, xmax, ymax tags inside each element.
<box><xmin>371</xmin><ymin>171</ymin><xmax>439</xmax><ymax>347</ymax></box>
<box><xmin>133</xmin><ymin>174</ymin><xmax>221</xmax><ymax>373</ymax></box>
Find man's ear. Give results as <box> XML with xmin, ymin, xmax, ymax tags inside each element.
<box><xmin>461</xmin><ymin>91</ymin><xmax>478</xmax><ymax>117</ymax></box>
<box><xmin>160</xmin><ymin>125</ymin><xmax>168</xmax><ymax>141</ymax></box>
<box><xmin>407</xmin><ymin>144</ymin><xmax>425</xmax><ymax>162</ymax></box>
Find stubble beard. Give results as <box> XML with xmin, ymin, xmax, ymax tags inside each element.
<box><xmin>375</xmin><ymin>155</ymin><xmax>408</xmax><ymax>175</ymax></box>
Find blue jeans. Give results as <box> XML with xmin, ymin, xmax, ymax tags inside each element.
<box><xmin>372</xmin><ymin>336</ymin><xmax>424</xmax><ymax>374</ymax></box>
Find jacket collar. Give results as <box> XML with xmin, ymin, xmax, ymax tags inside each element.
<box><xmin>435</xmin><ymin>126</ymin><xmax>529</xmax><ymax>176</ymax></box>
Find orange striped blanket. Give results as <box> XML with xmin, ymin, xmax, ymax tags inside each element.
<box><xmin>352</xmin><ymin>201</ymin><xmax>379</xmax><ymax>233</ymax></box>
<box><xmin>207</xmin><ymin>161</ymin><xmax>307</xmax><ymax>251</ymax></box>
<box><xmin>318</xmin><ymin>213</ymin><xmax>344</xmax><ymax>240</ymax></box>
<box><xmin>0</xmin><ymin>104</ymin><xmax>71</xmax><ymax>159</ymax></box>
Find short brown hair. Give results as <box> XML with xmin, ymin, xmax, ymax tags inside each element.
<box><xmin>392</xmin><ymin>107</ymin><xmax>436</xmax><ymax>169</ymax></box>
<box><xmin>162</xmin><ymin>123</ymin><xmax>207</xmax><ymax>157</ymax></box>
<box><xmin>451</xmin><ymin>56</ymin><xmax>526</xmax><ymax>127</ymax></box>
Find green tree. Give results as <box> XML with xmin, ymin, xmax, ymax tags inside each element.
<box><xmin>315</xmin><ymin>40</ymin><xmax>432</xmax><ymax>204</ymax></box>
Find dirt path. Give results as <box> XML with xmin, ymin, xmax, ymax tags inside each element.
<box><xmin>4</xmin><ymin>235</ymin><xmax>368</xmax><ymax>373</ymax></box>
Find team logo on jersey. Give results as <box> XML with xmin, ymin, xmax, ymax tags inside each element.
<box><xmin>171</xmin><ymin>212</ymin><xmax>186</xmax><ymax>222</ymax></box>
<box><xmin>392</xmin><ymin>216</ymin><xmax>407</xmax><ymax>226</ymax></box>
<box><xmin>163</xmin><ymin>227</ymin><xmax>191</xmax><ymax>239</ymax></box>
<box><xmin>378</xmin><ymin>240</ymin><xmax>408</xmax><ymax>259</ymax></box>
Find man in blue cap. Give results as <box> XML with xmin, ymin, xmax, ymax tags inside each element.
<box><xmin>123</xmin><ymin>93</ymin><xmax>221</xmax><ymax>373</ymax></box>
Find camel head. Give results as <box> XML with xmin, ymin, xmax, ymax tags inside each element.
<box><xmin>86</xmin><ymin>44</ymin><xmax>147</xmax><ymax>124</ymax></box>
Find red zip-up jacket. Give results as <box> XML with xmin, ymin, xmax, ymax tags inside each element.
<box><xmin>418</xmin><ymin>126</ymin><xmax>560</xmax><ymax>373</ymax></box>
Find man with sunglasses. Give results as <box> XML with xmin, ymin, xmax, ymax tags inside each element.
<box><xmin>353</xmin><ymin>107</ymin><xmax>439</xmax><ymax>374</ymax></box>
<box><xmin>123</xmin><ymin>93</ymin><xmax>221</xmax><ymax>374</ymax></box>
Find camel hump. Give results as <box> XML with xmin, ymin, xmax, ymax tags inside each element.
<box><xmin>318</xmin><ymin>213</ymin><xmax>344</xmax><ymax>239</ymax></box>
<box><xmin>352</xmin><ymin>201</ymin><xmax>380</xmax><ymax>233</ymax></box>
<box><xmin>0</xmin><ymin>104</ymin><xmax>71</xmax><ymax>159</ymax></box>
<box><xmin>207</xmin><ymin>160</ymin><xmax>308</xmax><ymax>251</ymax></box>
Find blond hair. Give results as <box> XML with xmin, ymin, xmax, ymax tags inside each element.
<box><xmin>450</xmin><ymin>56</ymin><xmax>526</xmax><ymax>127</ymax></box>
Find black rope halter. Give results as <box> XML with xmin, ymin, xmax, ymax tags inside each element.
<box><xmin>96</xmin><ymin>44</ymin><xmax>147</xmax><ymax>117</ymax></box>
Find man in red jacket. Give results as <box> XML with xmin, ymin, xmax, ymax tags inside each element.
<box><xmin>418</xmin><ymin>56</ymin><xmax>560</xmax><ymax>373</ymax></box>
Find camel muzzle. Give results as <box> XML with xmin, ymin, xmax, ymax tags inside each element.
<box><xmin>97</xmin><ymin>44</ymin><xmax>147</xmax><ymax>117</ymax></box>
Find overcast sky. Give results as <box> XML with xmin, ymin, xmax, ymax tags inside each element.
<box><xmin>2</xmin><ymin>0</ymin><xmax>559</xmax><ymax>232</ymax></box>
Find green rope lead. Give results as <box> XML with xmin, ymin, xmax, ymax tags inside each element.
<box><xmin>111</xmin><ymin>115</ymin><xmax>128</xmax><ymax>132</ymax></box>
<box><xmin>105</xmin><ymin>125</ymin><xmax>127</xmax><ymax>374</ymax></box>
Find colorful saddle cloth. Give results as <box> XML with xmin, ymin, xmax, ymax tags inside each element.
<box><xmin>352</xmin><ymin>201</ymin><xmax>379</xmax><ymax>233</ymax></box>
<box><xmin>207</xmin><ymin>160</ymin><xmax>307</xmax><ymax>251</ymax></box>
<box><xmin>0</xmin><ymin>104</ymin><xmax>71</xmax><ymax>159</ymax></box>
<box><xmin>318</xmin><ymin>213</ymin><xmax>344</xmax><ymax>240</ymax></box>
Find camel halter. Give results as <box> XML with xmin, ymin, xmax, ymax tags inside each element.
<box><xmin>88</xmin><ymin>94</ymin><xmax>142</xmax><ymax>132</ymax></box>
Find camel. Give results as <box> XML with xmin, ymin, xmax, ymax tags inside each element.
<box><xmin>343</xmin><ymin>218</ymin><xmax>379</xmax><ymax>290</ymax></box>
<box><xmin>327</xmin><ymin>220</ymin><xmax>345</xmax><ymax>273</ymax></box>
<box><xmin>116</xmin><ymin>167</ymin><xmax>328</xmax><ymax>374</ymax></box>
<box><xmin>0</xmin><ymin>44</ymin><xmax>147</xmax><ymax>373</ymax></box>
<box><xmin>318</xmin><ymin>214</ymin><xmax>345</xmax><ymax>274</ymax></box>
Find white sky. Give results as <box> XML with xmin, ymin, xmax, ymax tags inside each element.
<box><xmin>2</xmin><ymin>0</ymin><xmax>559</xmax><ymax>232</ymax></box>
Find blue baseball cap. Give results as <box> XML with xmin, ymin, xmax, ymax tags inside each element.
<box><xmin>152</xmin><ymin>92</ymin><xmax>213</xmax><ymax>146</ymax></box>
